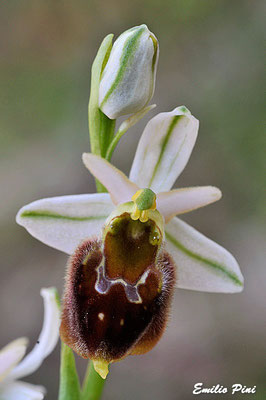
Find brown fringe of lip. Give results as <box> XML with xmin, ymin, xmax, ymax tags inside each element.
<box><xmin>60</xmin><ymin>238</ymin><xmax>176</xmax><ymax>363</ymax></box>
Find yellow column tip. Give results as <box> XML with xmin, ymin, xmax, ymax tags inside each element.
<box><xmin>93</xmin><ymin>360</ymin><xmax>110</xmax><ymax>379</ymax></box>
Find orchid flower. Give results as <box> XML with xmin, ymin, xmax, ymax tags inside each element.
<box><xmin>16</xmin><ymin>106</ymin><xmax>243</xmax><ymax>293</ymax></box>
<box><xmin>16</xmin><ymin>106</ymin><xmax>243</xmax><ymax>379</ymax></box>
<box><xmin>0</xmin><ymin>288</ymin><xmax>60</xmax><ymax>400</ymax></box>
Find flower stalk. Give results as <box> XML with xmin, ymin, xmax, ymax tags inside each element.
<box><xmin>81</xmin><ymin>362</ymin><xmax>105</xmax><ymax>400</ymax></box>
<box><xmin>88</xmin><ymin>33</ymin><xmax>116</xmax><ymax>192</ymax></box>
<box><xmin>58</xmin><ymin>343</ymin><xmax>81</xmax><ymax>400</ymax></box>
<box><xmin>58</xmin><ymin>31</ymin><xmax>120</xmax><ymax>400</ymax></box>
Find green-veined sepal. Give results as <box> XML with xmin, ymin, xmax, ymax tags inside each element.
<box><xmin>129</xmin><ymin>106</ymin><xmax>199</xmax><ymax>192</ymax></box>
<box><xmin>16</xmin><ymin>194</ymin><xmax>114</xmax><ymax>254</ymax></box>
<box><xmin>165</xmin><ymin>217</ymin><xmax>244</xmax><ymax>293</ymax></box>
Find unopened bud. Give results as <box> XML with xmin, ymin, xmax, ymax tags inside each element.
<box><xmin>99</xmin><ymin>24</ymin><xmax>159</xmax><ymax>119</ymax></box>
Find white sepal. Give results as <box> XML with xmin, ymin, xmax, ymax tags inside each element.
<box><xmin>16</xmin><ymin>193</ymin><xmax>114</xmax><ymax>254</ymax></box>
<box><xmin>129</xmin><ymin>106</ymin><xmax>199</xmax><ymax>192</ymax></box>
<box><xmin>165</xmin><ymin>217</ymin><xmax>244</xmax><ymax>293</ymax></box>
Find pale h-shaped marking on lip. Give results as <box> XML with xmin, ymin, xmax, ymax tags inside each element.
<box><xmin>95</xmin><ymin>262</ymin><xmax>151</xmax><ymax>304</ymax></box>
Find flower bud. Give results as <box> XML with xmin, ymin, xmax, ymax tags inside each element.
<box><xmin>99</xmin><ymin>24</ymin><xmax>159</xmax><ymax>119</ymax></box>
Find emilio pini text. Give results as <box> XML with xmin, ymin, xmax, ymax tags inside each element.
<box><xmin>193</xmin><ymin>383</ymin><xmax>256</xmax><ymax>395</ymax></box>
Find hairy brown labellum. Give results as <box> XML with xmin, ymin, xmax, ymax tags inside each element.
<box><xmin>60</xmin><ymin>212</ymin><xmax>176</xmax><ymax>372</ymax></box>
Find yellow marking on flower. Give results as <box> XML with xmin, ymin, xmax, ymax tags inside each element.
<box><xmin>93</xmin><ymin>359</ymin><xmax>110</xmax><ymax>379</ymax></box>
<box><xmin>98</xmin><ymin>313</ymin><xmax>105</xmax><ymax>321</ymax></box>
<box><xmin>120</xmin><ymin>318</ymin><xmax>124</xmax><ymax>326</ymax></box>
<box><xmin>131</xmin><ymin>188</ymin><xmax>157</xmax><ymax>222</ymax></box>
<box><xmin>131</xmin><ymin>204</ymin><xmax>141</xmax><ymax>221</ymax></box>
<box><xmin>139</xmin><ymin>211</ymin><xmax>149</xmax><ymax>223</ymax></box>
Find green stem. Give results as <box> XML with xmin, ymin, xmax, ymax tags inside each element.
<box><xmin>106</xmin><ymin>127</ymin><xmax>127</xmax><ymax>161</ymax></box>
<box><xmin>88</xmin><ymin>33</ymin><xmax>115</xmax><ymax>193</ymax></box>
<box><xmin>58</xmin><ymin>342</ymin><xmax>81</xmax><ymax>400</ymax></box>
<box><xmin>82</xmin><ymin>362</ymin><xmax>106</xmax><ymax>400</ymax></box>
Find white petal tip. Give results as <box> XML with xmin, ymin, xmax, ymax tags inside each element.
<box><xmin>15</xmin><ymin>207</ymin><xmax>24</xmax><ymax>226</ymax></box>
<box><xmin>82</xmin><ymin>153</ymin><xmax>100</xmax><ymax>173</ymax></box>
<box><xmin>175</xmin><ymin>105</ymin><xmax>191</xmax><ymax>115</ymax></box>
<box><xmin>14</xmin><ymin>337</ymin><xmax>29</xmax><ymax>348</ymax></box>
<box><xmin>4</xmin><ymin>337</ymin><xmax>29</xmax><ymax>353</ymax></box>
<box><xmin>233</xmin><ymin>283</ymin><xmax>244</xmax><ymax>293</ymax></box>
<box><xmin>209</xmin><ymin>186</ymin><xmax>222</xmax><ymax>201</ymax></box>
<box><xmin>82</xmin><ymin>152</ymin><xmax>93</xmax><ymax>164</ymax></box>
<box><xmin>40</xmin><ymin>287</ymin><xmax>61</xmax><ymax>309</ymax></box>
<box><xmin>40</xmin><ymin>287</ymin><xmax>56</xmax><ymax>296</ymax></box>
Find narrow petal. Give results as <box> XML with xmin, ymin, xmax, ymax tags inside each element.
<box><xmin>0</xmin><ymin>381</ymin><xmax>45</xmax><ymax>400</ymax></box>
<box><xmin>129</xmin><ymin>106</ymin><xmax>199</xmax><ymax>192</ymax></box>
<box><xmin>10</xmin><ymin>288</ymin><xmax>60</xmax><ymax>380</ymax></box>
<box><xmin>16</xmin><ymin>193</ymin><xmax>114</xmax><ymax>254</ymax></box>
<box><xmin>0</xmin><ymin>338</ymin><xmax>28</xmax><ymax>383</ymax></box>
<box><xmin>165</xmin><ymin>217</ymin><xmax>244</xmax><ymax>293</ymax></box>
<box><xmin>82</xmin><ymin>153</ymin><xmax>139</xmax><ymax>204</ymax></box>
<box><xmin>117</xmin><ymin>104</ymin><xmax>156</xmax><ymax>133</ymax></box>
<box><xmin>157</xmin><ymin>186</ymin><xmax>222</xmax><ymax>223</ymax></box>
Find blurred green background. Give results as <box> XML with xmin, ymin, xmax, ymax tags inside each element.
<box><xmin>0</xmin><ymin>1</ymin><xmax>265</xmax><ymax>399</ymax></box>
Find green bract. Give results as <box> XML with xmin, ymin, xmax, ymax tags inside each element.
<box><xmin>99</xmin><ymin>24</ymin><xmax>159</xmax><ymax>119</ymax></box>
